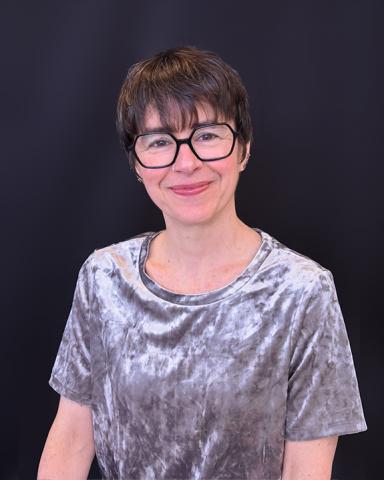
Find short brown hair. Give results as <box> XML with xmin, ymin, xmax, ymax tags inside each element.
<box><xmin>116</xmin><ymin>46</ymin><xmax>253</xmax><ymax>167</ymax></box>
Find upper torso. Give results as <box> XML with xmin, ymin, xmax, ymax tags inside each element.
<box><xmin>49</xmin><ymin>228</ymin><xmax>367</xmax><ymax>479</ymax></box>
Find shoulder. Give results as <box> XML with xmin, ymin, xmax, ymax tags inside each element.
<box><xmin>258</xmin><ymin>229</ymin><xmax>334</xmax><ymax>295</ymax></box>
<box><xmin>81</xmin><ymin>231</ymin><xmax>154</xmax><ymax>274</ymax></box>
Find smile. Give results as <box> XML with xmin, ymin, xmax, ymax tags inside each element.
<box><xmin>169</xmin><ymin>181</ymin><xmax>211</xmax><ymax>196</ymax></box>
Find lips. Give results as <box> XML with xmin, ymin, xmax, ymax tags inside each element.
<box><xmin>169</xmin><ymin>181</ymin><xmax>211</xmax><ymax>196</ymax></box>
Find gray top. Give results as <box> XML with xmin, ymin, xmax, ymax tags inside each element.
<box><xmin>49</xmin><ymin>229</ymin><xmax>367</xmax><ymax>480</ymax></box>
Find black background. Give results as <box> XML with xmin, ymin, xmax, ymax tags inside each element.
<box><xmin>1</xmin><ymin>1</ymin><xmax>382</xmax><ymax>479</ymax></box>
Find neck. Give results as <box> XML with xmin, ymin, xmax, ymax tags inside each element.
<box><xmin>151</xmin><ymin>205</ymin><xmax>258</xmax><ymax>273</ymax></box>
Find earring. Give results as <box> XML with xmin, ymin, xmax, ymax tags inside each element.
<box><xmin>136</xmin><ymin>175</ymin><xmax>143</xmax><ymax>183</ymax></box>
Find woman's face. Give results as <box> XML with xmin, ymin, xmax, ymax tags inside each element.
<box><xmin>135</xmin><ymin>103</ymin><xmax>249</xmax><ymax>228</ymax></box>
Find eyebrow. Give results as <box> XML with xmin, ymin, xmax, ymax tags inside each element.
<box><xmin>140</xmin><ymin>121</ymin><xmax>219</xmax><ymax>135</ymax></box>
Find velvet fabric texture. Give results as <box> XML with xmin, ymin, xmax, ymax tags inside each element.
<box><xmin>49</xmin><ymin>229</ymin><xmax>366</xmax><ymax>479</ymax></box>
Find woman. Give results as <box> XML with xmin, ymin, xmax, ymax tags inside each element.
<box><xmin>38</xmin><ymin>47</ymin><xmax>366</xmax><ymax>480</ymax></box>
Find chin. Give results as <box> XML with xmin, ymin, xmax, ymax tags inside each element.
<box><xmin>164</xmin><ymin>206</ymin><xmax>220</xmax><ymax>227</ymax></box>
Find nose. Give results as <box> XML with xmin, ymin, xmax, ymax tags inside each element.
<box><xmin>172</xmin><ymin>143</ymin><xmax>202</xmax><ymax>173</ymax></box>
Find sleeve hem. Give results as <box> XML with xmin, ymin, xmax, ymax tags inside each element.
<box><xmin>285</xmin><ymin>422</ymin><xmax>368</xmax><ymax>441</ymax></box>
<box><xmin>49</xmin><ymin>374</ymin><xmax>92</xmax><ymax>406</ymax></box>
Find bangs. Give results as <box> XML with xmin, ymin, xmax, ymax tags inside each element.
<box><xmin>136</xmin><ymin>97</ymin><xmax>225</xmax><ymax>134</ymax></box>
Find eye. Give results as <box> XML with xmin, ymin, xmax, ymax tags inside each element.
<box><xmin>195</xmin><ymin>131</ymin><xmax>220</xmax><ymax>143</ymax></box>
<box><xmin>137</xmin><ymin>134</ymin><xmax>174</xmax><ymax>151</ymax></box>
<box><xmin>148</xmin><ymin>137</ymin><xmax>172</xmax><ymax>148</ymax></box>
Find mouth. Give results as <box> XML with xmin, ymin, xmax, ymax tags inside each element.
<box><xmin>169</xmin><ymin>181</ymin><xmax>211</xmax><ymax>196</ymax></box>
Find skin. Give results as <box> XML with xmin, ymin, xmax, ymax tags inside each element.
<box><xmin>37</xmin><ymin>396</ymin><xmax>95</xmax><ymax>480</ymax></box>
<box><xmin>137</xmin><ymin>103</ymin><xmax>261</xmax><ymax>294</ymax></box>
<box><xmin>282</xmin><ymin>436</ymin><xmax>338</xmax><ymax>479</ymax></box>
<box><xmin>38</xmin><ymin>103</ymin><xmax>338</xmax><ymax>478</ymax></box>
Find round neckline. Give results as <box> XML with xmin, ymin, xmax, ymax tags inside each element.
<box><xmin>138</xmin><ymin>228</ymin><xmax>273</xmax><ymax>306</ymax></box>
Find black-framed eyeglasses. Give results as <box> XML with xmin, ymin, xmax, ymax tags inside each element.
<box><xmin>128</xmin><ymin>122</ymin><xmax>239</xmax><ymax>169</ymax></box>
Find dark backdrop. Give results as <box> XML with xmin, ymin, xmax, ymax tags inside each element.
<box><xmin>1</xmin><ymin>1</ymin><xmax>382</xmax><ymax>479</ymax></box>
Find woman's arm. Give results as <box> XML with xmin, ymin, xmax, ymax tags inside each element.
<box><xmin>281</xmin><ymin>436</ymin><xmax>338</xmax><ymax>480</ymax></box>
<box><xmin>37</xmin><ymin>396</ymin><xmax>95</xmax><ymax>480</ymax></box>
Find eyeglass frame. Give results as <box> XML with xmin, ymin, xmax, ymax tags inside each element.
<box><xmin>127</xmin><ymin>122</ymin><xmax>239</xmax><ymax>169</ymax></box>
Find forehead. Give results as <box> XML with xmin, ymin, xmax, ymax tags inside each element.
<box><xmin>142</xmin><ymin>102</ymin><xmax>223</xmax><ymax>133</ymax></box>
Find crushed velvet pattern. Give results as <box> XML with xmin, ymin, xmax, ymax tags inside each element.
<box><xmin>49</xmin><ymin>229</ymin><xmax>367</xmax><ymax>479</ymax></box>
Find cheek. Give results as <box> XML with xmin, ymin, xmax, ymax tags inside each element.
<box><xmin>213</xmin><ymin>158</ymin><xmax>242</xmax><ymax>182</ymax></box>
<box><xmin>142</xmin><ymin>177</ymin><xmax>159</xmax><ymax>197</ymax></box>
<box><xmin>140</xmin><ymin>172</ymin><xmax>168</xmax><ymax>202</ymax></box>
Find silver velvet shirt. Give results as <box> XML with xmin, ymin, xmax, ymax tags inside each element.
<box><xmin>49</xmin><ymin>229</ymin><xmax>367</xmax><ymax>479</ymax></box>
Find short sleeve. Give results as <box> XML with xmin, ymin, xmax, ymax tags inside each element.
<box><xmin>48</xmin><ymin>254</ymin><xmax>94</xmax><ymax>405</ymax></box>
<box><xmin>285</xmin><ymin>269</ymin><xmax>367</xmax><ymax>440</ymax></box>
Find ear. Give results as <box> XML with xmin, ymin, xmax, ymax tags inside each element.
<box><xmin>134</xmin><ymin>161</ymin><xmax>144</xmax><ymax>182</ymax></box>
<box><xmin>239</xmin><ymin>142</ymin><xmax>251</xmax><ymax>172</ymax></box>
